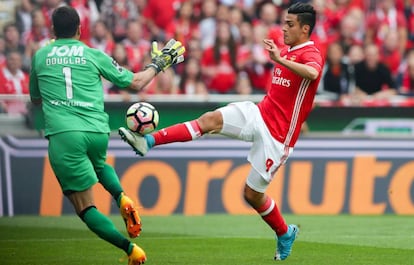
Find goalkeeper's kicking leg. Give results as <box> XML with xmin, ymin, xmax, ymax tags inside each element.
<box><xmin>67</xmin><ymin>189</ymin><xmax>146</xmax><ymax>265</ymax></box>
<box><xmin>48</xmin><ymin>132</ymin><xmax>146</xmax><ymax>264</ymax></box>
<box><xmin>96</xmin><ymin>164</ymin><xmax>142</xmax><ymax>238</ymax></box>
<box><xmin>119</xmin><ymin>101</ymin><xmax>299</xmax><ymax>260</ymax></box>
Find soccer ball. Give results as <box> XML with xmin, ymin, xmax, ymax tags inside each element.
<box><xmin>126</xmin><ymin>102</ymin><xmax>159</xmax><ymax>135</ymax></box>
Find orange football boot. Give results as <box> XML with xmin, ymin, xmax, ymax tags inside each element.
<box><xmin>128</xmin><ymin>244</ymin><xmax>147</xmax><ymax>265</ymax></box>
<box><xmin>119</xmin><ymin>193</ymin><xmax>142</xmax><ymax>238</ymax></box>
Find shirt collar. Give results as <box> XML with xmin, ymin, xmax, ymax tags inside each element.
<box><xmin>288</xmin><ymin>41</ymin><xmax>314</xmax><ymax>52</ymax></box>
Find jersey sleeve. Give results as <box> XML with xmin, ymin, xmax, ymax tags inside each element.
<box><xmin>29</xmin><ymin>54</ymin><xmax>41</xmax><ymax>101</ymax></box>
<box><xmin>302</xmin><ymin>49</ymin><xmax>323</xmax><ymax>74</ymax></box>
<box><xmin>92</xmin><ymin>49</ymin><xmax>134</xmax><ymax>89</ymax></box>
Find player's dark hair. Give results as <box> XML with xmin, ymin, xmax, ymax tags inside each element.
<box><xmin>52</xmin><ymin>6</ymin><xmax>80</xmax><ymax>38</ymax></box>
<box><xmin>288</xmin><ymin>3</ymin><xmax>316</xmax><ymax>36</ymax></box>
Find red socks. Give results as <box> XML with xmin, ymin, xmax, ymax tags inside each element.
<box><xmin>255</xmin><ymin>196</ymin><xmax>288</xmax><ymax>236</ymax></box>
<box><xmin>152</xmin><ymin>120</ymin><xmax>203</xmax><ymax>146</ymax></box>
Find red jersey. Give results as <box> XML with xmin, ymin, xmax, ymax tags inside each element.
<box><xmin>201</xmin><ymin>46</ymin><xmax>237</xmax><ymax>93</ymax></box>
<box><xmin>258</xmin><ymin>41</ymin><xmax>323</xmax><ymax>147</ymax></box>
<box><xmin>142</xmin><ymin>0</ymin><xmax>181</xmax><ymax>29</ymax></box>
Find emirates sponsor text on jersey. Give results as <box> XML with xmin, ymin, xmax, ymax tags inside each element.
<box><xmin>272</xmin><ymin>68</ymin><xmax>291</xmax><ymax>87</ymax></box>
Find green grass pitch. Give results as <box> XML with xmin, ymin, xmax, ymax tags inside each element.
<box><xmin>1</xmin><ymin>214</ymin><xmax>413</xmax><ymax>265</ymax></box>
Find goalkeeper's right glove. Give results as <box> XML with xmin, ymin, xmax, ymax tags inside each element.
<box><xmin>145</xmin><ymin>39</ymin><xmax>185</xmax><ymax>74</ymax></box>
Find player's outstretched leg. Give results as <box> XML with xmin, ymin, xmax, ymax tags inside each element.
<box><xmin>128</xmin><ymin>243</ymin><xmax>147</xmax><ymax>265</ymax></box>
<box><xmin>119</xmin><ymin>193</ymin><xmax>142</xmax><ymax>238</ymax></box>
<box><xmin>274</xmin><ymin>224</ymin><xmax>299</xmax><ymax>260</ymax></box>
<box><xmin>119</xmin><ymin>127</ymin><xmax>150</xmax><ymax>156</ymax></box>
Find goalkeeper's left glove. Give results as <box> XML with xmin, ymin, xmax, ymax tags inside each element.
<box><xmin>145</xmin><ymin>39</ymin><xmax>185</xmax><ymax>74</ymax></box>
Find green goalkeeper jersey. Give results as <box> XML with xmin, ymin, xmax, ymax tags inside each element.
<box><xmin>30</xmin><ymin>38</ymin><xmax>133</xmax><ymax>136</ymax></box>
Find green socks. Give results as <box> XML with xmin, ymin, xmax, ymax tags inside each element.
<box><xmin>96</xmin><ymin>163</ymin><xmax>123</xmax><ymax>206</ymax></box>
<box><xmin>82</xmin><ymin>206</ymin><xmax>131</xmax><ymax>254</ymax></box>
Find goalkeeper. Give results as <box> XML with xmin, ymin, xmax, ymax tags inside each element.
<box><xmin>29</xmin><ymin>6</ymin><xmax>184</xmax><ymax>265</ymax></box>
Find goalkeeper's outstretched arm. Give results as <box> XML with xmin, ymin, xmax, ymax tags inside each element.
<box><xmin>128</xmin><ymin>66</ymin><xmax>159</xmax><ymax>91</ymax></box>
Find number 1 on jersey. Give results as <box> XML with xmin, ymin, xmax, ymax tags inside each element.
<box><xmin>62</xmin><ymin>67</ymin><xmax>73</xmax><ymax>99</ymax></box>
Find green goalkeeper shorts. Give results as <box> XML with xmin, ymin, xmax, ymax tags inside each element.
<box><xmin>48</xmin><ymin>131</ymin><xmax>109</xmax><ymax>194</ymax></box>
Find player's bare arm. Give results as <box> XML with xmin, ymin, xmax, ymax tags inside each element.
<box><xmin>128</xmin><ymin>67</ymin><xmax>158</xmax><ymax>91</ymax></box>
<box><xmin>263</xmin><ymin>39</ymin><xmax>319</xmax><ymax>80</ymax></box>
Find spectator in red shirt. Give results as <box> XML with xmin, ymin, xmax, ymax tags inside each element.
<box><xmin>397</xmin><ymin>49</ymin><xmax>414</xmax><ymax>95</ymax></box>
<box><xmin>0</xmin><ymin>51</ymin><xmax>29</xmax><ymax>94</ymax></box>
<box><xmin>89</xmin><ymin>20</ymin><xmax>115</xmax><ymax>56</ymax></box>
<box><xmin>254</xmin><ymin>2</ymin><xmax>285</xmax><ymax>49</ymax></box>
<box><xmin>165</xmin><ymin>1</ymin><xmax>200</xmax><ymax>49</ymax></box>
<box><xmin>70</xmin><ymin>0</ymin><xmax>100</xmax><ymax>44</ymax></box>
<box><xmin>334</xmin><ymin>9</ymin><xmax>364</xmax><ymax>54</ymax></box>
<box><xmin>142</xmin><ymin>0</ymin><xmax>182</xmax><ymax>41</ymax></box>
<box><xmin>243</xmin><ymin>23</ymin><xmax>273</xmax><ymax>94</ymax></box>
<box><xmin>311</xmin><ymin>0</ymin><xmax>347</xmax><ymax>57</ymax></box>
<box><xmin>178</xmin><ymin>57</ymin><xmax>208</xmax><ymax>95</ymax></box>
<box><xmin>23</xmin><ymin>8</ymin><xmax>52</xmax><ymax>71</ymax></box>
<box><xmin>0</xmin><ymin>51</ymin><xmax>30</xmax><ymax>114</ymax></box>
<box><xmin>122</xmin><ymin>20</ymin><xmax>151</xmax><ymax>73</ymax></box>
<box><xmin>24</xmin><ymin>9</ymin><xmax>51</xmax><ymax>47</ymax></box>
<box><xmin>201</xmin><ymin>21</ymin><xmax>238</xmax><ymax>94</ymax></box>
<box><xmin>365</xmin><ymin>0</ymin><xmax>407</xmax><ymax>56</ymax></box>
<box><xmin>380</xmin><ymin>30</ymin><xmax>403</xmax><ymax>79</ymax></box>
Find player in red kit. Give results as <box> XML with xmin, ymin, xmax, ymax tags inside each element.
<box><xmin>119</xmin><ymin>2</ymin><xmax>323</xmax><ymax>261</ymax></box>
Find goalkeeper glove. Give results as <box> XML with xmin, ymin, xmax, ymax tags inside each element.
<box><xmin>145</xmin><ymin>39</ymin><xmax>185</xmax><ymax>74</ymax></box>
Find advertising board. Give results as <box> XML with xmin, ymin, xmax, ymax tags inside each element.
<box><xmin>1</xmin><ymin>136</ymin><xmax>413</xmax><ymax>216</ymax></box>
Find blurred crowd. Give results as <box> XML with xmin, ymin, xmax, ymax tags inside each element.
<box><xmin>1</xmin><ymin>0</ymin><xmax>414</xmax><ymax>114</ymax></box>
